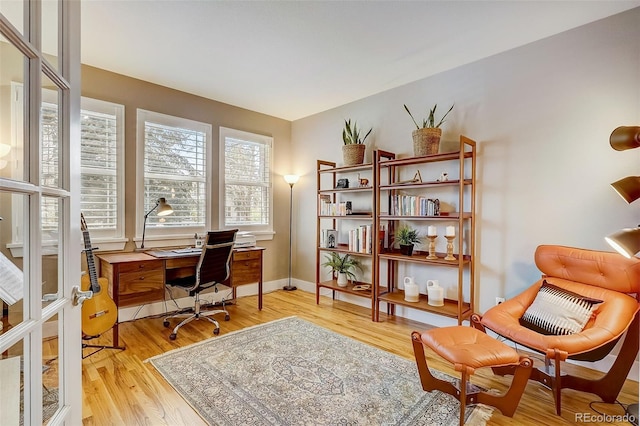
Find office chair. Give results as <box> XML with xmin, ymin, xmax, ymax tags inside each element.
<box><xmin>163</xmin><ymin>229</ymin><xmax>238</xmax><ymax>340</ymax></box>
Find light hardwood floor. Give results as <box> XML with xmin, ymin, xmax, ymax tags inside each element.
<box><xmin>82</xmin><ymin>290</ymin><xmax>639</xmax><ymax>425</ymax></box>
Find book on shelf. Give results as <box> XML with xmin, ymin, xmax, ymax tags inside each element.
<box><xmin>348</xmin><ymin>224</ymin><xmax>372</xmax><ymax>254</ymax></box>
<box><xmin>389</xmin><ymin>194</ymin><xmax>439</xmax><ymax>216</ymax></box>
<box><xmin>319</xmin><ymin>196</ymin><xmax>348</xmax><ymax>216</ymax></box>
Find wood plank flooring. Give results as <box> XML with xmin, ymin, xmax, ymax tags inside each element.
<box><xmin>82</xmin><ymin>290</ymin><xmax>639</xmax><ymax>425</ymax></box>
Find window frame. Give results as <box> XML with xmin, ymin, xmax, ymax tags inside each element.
<box><xmin>219</xmin><ymin>126</ymin><xmax>274</xmax><ymax>239</ymax></box>
<box><xmin>136</xmin><ymin>109</ymin><xmax>212</xmax><ymax>248</ymax></box>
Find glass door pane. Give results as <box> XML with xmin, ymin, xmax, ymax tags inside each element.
<box><xmin>42</xmin><ymin>195</ymin><xmax>61</xmax><ymax>307</ymax></box>
<box><xmin>42</xmin><ymin>313</ymin><xmax>60</xmax><ymax>424</ymax></box>
<box><xmin>0</xmin><ymin>190</ymin><xmax>27</xmax><ymax>333</ymax></box>
<box><xmin>42</xmin><ymin>0</ymin><xmax>59</xmax><ymax>71</ymax></box>
<box><xmin>0</xmin><ymin>34</ymin><xmax>27</xmax><ymax>182</ymax></box>
<box><xmin>41</xmin><ymin>73</ymin><xmax>61</xmax><ymax>188</ymax></box>
<box><xmin>0</xmin><ymin>1</ymin><xmax>24</xmax><ymax>35</ymax></box>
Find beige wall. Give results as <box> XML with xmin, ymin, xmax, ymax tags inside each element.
<box><xmin>291</xmin><ymin>8</ymin><xmax>640</xmax><ymax>320</ymax></box>
<box><xmin>81</xmin><ymin>65</ymin><xmax>293</xmax><ymax>283</ymax></box>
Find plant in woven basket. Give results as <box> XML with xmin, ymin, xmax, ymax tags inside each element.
<box><xmin>404</xmin><ymin>103</ymin><xmax>455</xmax><ymax>129</ymax></box>
<box><xmin>342</xmin><ymin>119</ymin><xmax>372</xmax><ymax>145</ymax></box>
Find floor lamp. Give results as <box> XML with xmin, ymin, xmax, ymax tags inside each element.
<box><xmin>605</xmin><ymin>125</ymin><xmax>640</xmax><ymax>426</ymax></box>
<box><xmin>283</xmin><ymin>175</ymin><xmax>299</xmax><ymax>291</ymax></box>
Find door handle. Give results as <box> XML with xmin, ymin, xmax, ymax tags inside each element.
<box><xmin>72</xmin><ymin>286</ymin><xmax>93</xmax><ymax>306</ymax></box>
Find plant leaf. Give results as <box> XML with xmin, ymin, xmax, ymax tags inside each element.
<box><xmin>435</xmin><ymin>103</ymin><xmax>455</xmax><ymax>128</ymax></box>
<box><xmin>404</xmin><ymin>104</ymin><xmax>421</xmax><ymax>130</ymax></box>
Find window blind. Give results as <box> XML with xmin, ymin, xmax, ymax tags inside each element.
<box><xmin>224</xmin><ymin>136</ymin><xmax>271</xmax><ymax>226</ymax></box>
<box><xmin>143</xmin><ymin>121</ymin><xmax>207</xmax><ymax>228</ymax></box>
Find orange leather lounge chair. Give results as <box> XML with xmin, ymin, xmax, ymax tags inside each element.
<box><xmin>471</xmin><ymin>245</ymin><xmax>640</xmax><ymax>415</ymax></box>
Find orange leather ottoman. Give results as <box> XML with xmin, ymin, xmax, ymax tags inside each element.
<box><xmin>412</xmin><ymin>326</ymin><xmax>532</xmax><ymax>426</ymax></box>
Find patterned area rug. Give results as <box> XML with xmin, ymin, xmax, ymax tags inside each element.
<box><xmin>147</xmin><ymin>317</ymin><xmax>493</xmax><ymax>425</ymax></box>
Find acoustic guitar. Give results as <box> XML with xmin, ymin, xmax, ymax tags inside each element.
<box><xmin>80</xmin><ymin>213</ymin><xmax>118</xmax><ymax>337</ymax></box>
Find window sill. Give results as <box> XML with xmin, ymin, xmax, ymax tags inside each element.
<box><xmin>7</xmin><ymin>237</ymin><xmax>128</xmax><ymax>258</ymax></box>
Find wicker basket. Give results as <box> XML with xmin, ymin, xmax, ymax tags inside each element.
<box><xmin>412</xmin><ymin>128</ymin><xmax>442</xmax><ymax>157</ymax></box>
<box><xmin>342</xmin><ymin>144</ymin><xmax>366</xmax><ymax>166</ymax></box>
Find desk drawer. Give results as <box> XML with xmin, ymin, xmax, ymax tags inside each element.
<box><xmin>233</xmin><ymin>250</ymin><xmax>261</xmax><ymax>262</ymax></box>
<box><xmin>232</xmin><ymin>259</ymin><xmax>261</xmax><ymax>285</ymax></box>
<box><xmin>118</xmin><ymin>270</ymin><xmax>164</xmax><ymax>306</ymax></box>
<box><xmin>118</xmin><ymin>259</ymin><xmax>163</xmax><ymax>274</ymax></box>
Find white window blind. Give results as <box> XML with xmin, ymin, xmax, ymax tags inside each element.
<box><xmin>80</xmin><ymin>109</ymin><xmax>119</xmax><ymax>231</ymax></box>
<box><xmin>39</xmin><ymin>95</ymin><xmax>124</xmax><ymax>240</ymax></box>
<box><xmin>220</xmin><ymin>127</ymin><xmax>273</xmax><ymax>232</ymax></box>
<box><xmin>138</xmin><ymin>110</ymin><xmax>211</xmax><ymax>242</ymax></box>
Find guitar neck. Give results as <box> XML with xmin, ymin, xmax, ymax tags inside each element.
<box><xmin>82</xmin><ymin>230</ymin><xmax>100</xmax><ymax>293</ymax></box>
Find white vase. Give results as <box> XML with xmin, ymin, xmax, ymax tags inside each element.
<box><xmin>337</xmin><ymin>272</ymin><xmax>348</xmax><ymax>287</ymax></box>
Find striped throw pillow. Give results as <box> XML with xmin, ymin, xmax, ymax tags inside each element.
<box><xmin>519</xmin><ymin>281</ymin><xmax>602</xmax><ymax>335</ymax></box>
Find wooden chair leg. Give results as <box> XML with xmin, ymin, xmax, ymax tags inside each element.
<box><xmin>459</xmin><ymin>370</ymin><xmax>468</xmax><ymax>426</ymax></box>
<box><xmin>562</xmin><ymin>312</ymin><xmax>639</xmax><ymax>404</ymax></box>
<box><xmin>477</xmin><ymin>356</ymin><xmax>533</xmax><ymax>417</ymax></box>
<box><xmin>411</xmin><ymin>332</ymin><xmax>458</xmax><ymax>396</ymax></box>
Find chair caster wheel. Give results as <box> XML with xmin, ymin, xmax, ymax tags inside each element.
<box><xmin>169</xmin><ymin>333</ymin><xmax>177</xmax><ymax>340</ymax></box>
<box><xmin>163</xmin><ymin>321</ymin><xmax>170</xmax><ymax>328</ymax></box>
<box><xmin>214</xmin><ymin>328</ymin><xmax>220</xmax><ymax>335</ymax></box>
<box><xmin>225</xmin><ymin>314</ymin><xmax>230</xmax><ymax>321</ymax></box>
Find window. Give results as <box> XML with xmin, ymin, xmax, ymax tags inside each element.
<box><xmin>78</xmin><ymin>98</ymin><xmax>125</xmax><ymax>242</ymax></box>
<box><xmin>219</xmin><ymin>127</ymin><xmax>273</xmax><ymax>236</ymax></box>
<box><xmin>136</xmin><ymin>110</ymin><xmax>211</xmax><ymax>247</ymax></box>
<box><xmin>13</xmin><ymin>85</ymin><xmax>125</xmax><ymax>252</ymax></box>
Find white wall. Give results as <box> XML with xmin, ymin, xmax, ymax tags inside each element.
<box><xmin>290</xmin><ymin>8</ymin><xmax>640</xmax><ymax>317</ymax></box>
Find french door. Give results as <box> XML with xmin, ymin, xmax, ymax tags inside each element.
<box><xmin>0</xmin><ymin>1</ymin><xmax>81</xmax><ymax>425</ymax></box>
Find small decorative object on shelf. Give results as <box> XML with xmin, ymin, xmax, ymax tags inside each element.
<box><xmin>396</xmin><ymin>225</ymin><xmax>421</xmax><ymax>256</ymax></box>
<box><xmin>427</xmin><ymin>280</ymin><xmax>444</xmax><ymax>307</ymax></box>
<box><xmin>404</xmin><ymin>277</ymin><xmax>420</xmax><ymax>302</ymax></box>
<box><xmin>444</xmin><ymin>236</ymin><xmax>456</xmax><ymax>261</ymax></box>
<box><xmin>426</xmin><ymin>236</ymin><xmax>438</xmax><ymax>260</ymax></box>
<box><xmin>357</xmin><ymin>173</ymin><xmax>369</xmax><ymax>187</ymax></box>
<box><xmin>437</xmin><ymin>171</ymin><xmax>449</xmax><ymax>182</ymax></box>
<box><xmin>397</xmin><ymin>170</ymin><xmax>422</xmax><ymax>185</ymax></box>
<box><xmin>336</xmin><ymin>178</ymin><xmax>349</xmax><ymax>188</ymax></box>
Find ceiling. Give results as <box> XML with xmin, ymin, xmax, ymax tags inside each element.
<box><xmin>81</xmin><ymin>1</ymin><xmax>640</xmax><ymax>121</ymax></box>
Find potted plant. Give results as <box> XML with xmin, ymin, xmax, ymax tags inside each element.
<box><xmin>322</xmin><ymin>251</ymin><xmax>363</xmax><ymax>287</ymax></box>
<box><xmin>342</xmin><ymin>119</ymin><xmax>372</xmax><ymax>166</ymax></box>
<box><xmin>404</xmin><ymin>103</ymin><xmax>454</xmax><ymax>157</ymax></box>
<box><xmin>395</xmin><ymin>225</ymin><xmax>421</xmax><ymax>256</ymax></box>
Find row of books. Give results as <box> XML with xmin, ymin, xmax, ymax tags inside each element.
<box><xmin>389</xmin><ymin>195</ymin><xmax>440</xmax><ymax>216</ymax></box>
<box><xmin>347</xmin><ymin>224</ymin><xmax>373</xmax><ymax>254</ymax></box>
<box><xmin>319</xmin><ymin>201</ymin><xmax>350</xmax><ymax>216</ymax></box>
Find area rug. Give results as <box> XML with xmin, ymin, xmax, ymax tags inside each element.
<box><xmin>146</xmin><ymin>317</ymin><xmax>493</xmax><ymax>425</ymax></box>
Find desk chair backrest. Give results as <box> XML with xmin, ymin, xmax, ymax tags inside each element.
<box><xmin>194</xmin><ymin>229</ymin><xmax>238</xmax><ymax>292</ymax></box>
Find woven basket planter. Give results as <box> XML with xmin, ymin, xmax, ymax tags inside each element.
<box><xmin>342</xmin><ymin>144</ymin><xmax>366</xmax><ymax>166</ymax></box>
<box><xmin>412</xmin><ymin>128</ymin><xmax>442</xmax><ymax>157</ymax></box>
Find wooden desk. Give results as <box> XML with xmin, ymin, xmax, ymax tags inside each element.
<box><xmin>96</xmin><ymin>247</ymin><xmax>265</xmax><ymax>347</ymax></box>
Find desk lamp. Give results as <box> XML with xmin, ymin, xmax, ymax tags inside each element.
<box><xmin>283</xmin><ymin>175</ymin><xmax>299</xmax><ymax>291</ymax></box>
<box><xmin>140</xmin><ymin>197</ymin><xmax>173</xmax><ymax>249</ymax></box>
